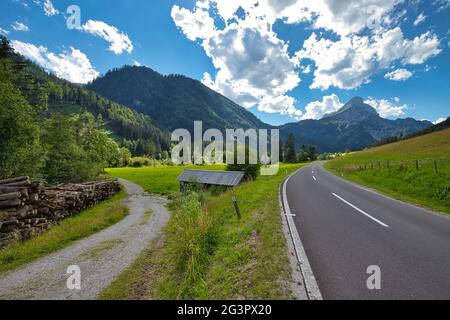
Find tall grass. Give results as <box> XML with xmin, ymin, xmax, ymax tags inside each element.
<box><xmin>165</xmin><ymin>192</ymin><xmax>216</xmax><ymax>298</ymax></box>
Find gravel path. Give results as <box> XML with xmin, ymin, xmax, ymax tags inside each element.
<box><xmin>0</xmin><ymin>179</ymin><xmax>170</xmax><ymax>300</ymax></box>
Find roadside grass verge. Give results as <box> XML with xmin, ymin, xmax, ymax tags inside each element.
<box><xmin>106</xmin><ymin>165</ymin><xmax>225</xmax><ymax>195</ymax></box>
<box><xmin>326</xmin><ymin>128</ymin><xmax>450</xmax><ymax>214</ymax></box>
<box><xmin>0</xmin><ymin>190</ymin><xmax>128</xmax><ymax>272</ymax></box>
<box><xmin>102</xmin><ymin>163</ymin><xmax>305</xmax><ymax>300</ymax></box>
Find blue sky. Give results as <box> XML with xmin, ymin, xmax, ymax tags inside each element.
<box><xmin>1</xmin><ymin>0</ymin><xmax>449</xmax><ymax>126</ymax></box>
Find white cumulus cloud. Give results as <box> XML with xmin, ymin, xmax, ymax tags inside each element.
<box><xmin>433</xmin><ymin>117</ymin><xmax>447</xmax><ymax>124</ymax></box>
<box><xmin>0</xmin><ymin>28</ymin><xmax>9</xmax><ymax>35</ymax></box>
<box><xmin>171</xmin><ymin>0</ymin><xmax>443</xmax><ymax>117</ymax></box>
<box><xmin>302</xmin><ymin>94</ymin><xmax>343</xmax><ymax>120</ymax></box>
<box><xmin>385</xmin><ymin>68</ymin><xmax>413</xmax><ymax>81</ymax></box>
<box><xmin>297</xmin><ymin>27</ymin><xmax>441</xmax><ymax>90</ymax></box>
<box><xmin>171</xmin><ymin>5</ymin><xmax>216</xmax><ymax>41</ymax></box>
<box><xmin>11</xmin><ymin>40</ymin><xmax>99</xmax><ymax>84</ymax></box>
<box><xmin>80</xmin><ymin>20</ymin><xmax>133</xmax><ymax>55</ymax></box>
<box><xmin>132</xmin><ymin>60</ymin><xmax>142</xmax><ymax>67</ymax></box>
<box><xmin>174</xmin><ymin>3</ymin><xmax>302</xmax><ymax>117</ymax></box>
<box><xmin>365</xmin><ymin>97</ymin><xmax>408</xmax><ymax>118</ymax></box>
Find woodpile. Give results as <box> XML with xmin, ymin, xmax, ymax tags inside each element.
<box><xmin>0</xmin><ymin>177</ymin><xmax>121</xmax><ymax>248</ymax></box>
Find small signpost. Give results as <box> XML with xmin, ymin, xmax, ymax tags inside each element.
<box><xmin>232</xmin><ymin>195</ymin><xmax>241</xmax><ymax>219</ymax></box>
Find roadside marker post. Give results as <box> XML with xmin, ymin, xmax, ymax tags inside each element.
<box><xmin>232</xmin><ymin>195</ymin><xmax>241</xmax><ymax>219</ymax></box>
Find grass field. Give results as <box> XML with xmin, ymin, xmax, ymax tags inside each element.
<box><xmin>106</xmin><ymin>164</ymin><xmax>226</xmax><ymax>195</ymax></box>
<box><xmin>0</xmin><ymin>190</ymin><xmax>128</xmax><ymax>272</ymax></box>
<box><xmin>102</xmin><ymin>163</ymin><xmax>305</xmax><ymax>300</ymax></box>
<box><xmin>326</xmin><ymin>128</ymin><xmax>450</xmax><ymax>214</ymax></box>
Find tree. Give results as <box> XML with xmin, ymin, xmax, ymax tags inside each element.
<box><xmin>284</xmin><ymin>134</ymin><xmax>297</xmax><ymax>163</ymax></box>
<box><xmin>0</xmin><ymin>36</ymin><xmax>14</xmax><ymax>59</ymax></box>
<box><xmin>119</xmin><ymin>147</ymin><xmax>132</xmax><ymax>167</ymax></box>
<box><xmin>298</xmin><ymin>145</ymin><xmax>308</xmax><ymax>162</ymax></box>
<box><xmin>42</xmin><ymin>113</ymin><xmax>94</xmax><ymax>184</ymax></box>
<box><xmin>76</xmin><ymin>113</ymin><xmax>121</xmax><ymax>170</ymax></box>
<box><xmin>226</xmin><ymin>145</ymin><xmax>261</xmax><ymax>181</ymax></box>
<box><xmin>308</xmin><ymin>145</ymin><xmax>318</xmax><ymax>161</ymax></box>
<box><xmin>279</xmin><ymin>139</ymin><xmax>284</xmax><ymax>163</ymax></box>
<box><xmin>0</xmin><ymin>65</ymin><xmax>43</xmax><ymax>179</ymax></box>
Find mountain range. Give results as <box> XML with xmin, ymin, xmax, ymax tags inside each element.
<box><xmin>279</xmin><ymin>97</ymin><xmax>432</xmax><ymax>152</ymax></box>
<box><xmin>87</xmin><ymin>66</ymin><xmax>432</xmax><ymax>153</ymax></box>
<box><xmin>6</xmin><ymin>46</ymin><xmax>433</xmax><ymax>155</ymax></box>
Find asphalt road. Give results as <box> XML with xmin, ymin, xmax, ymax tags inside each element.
<box><xmin>285</xmin><ymin>162</ymin><xmax>450</xmax><ymax>300</ymax></box>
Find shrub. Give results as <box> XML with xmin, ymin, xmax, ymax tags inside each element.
<box><xmin>130</xmin><ymin>157</ymin><xmax>150</xmax><ymax>167</ymax></box>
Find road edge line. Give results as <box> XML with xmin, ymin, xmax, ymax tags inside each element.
<box><xmin>280</xmin><ymin>168</ymin><xmax>323</xmax><ymax>300</ymax></box>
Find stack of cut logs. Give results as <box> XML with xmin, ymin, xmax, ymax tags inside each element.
<box><xmin>0</xmin><ymin>177</ymin><xmax>121</xmax><ymax>248</ymax></box>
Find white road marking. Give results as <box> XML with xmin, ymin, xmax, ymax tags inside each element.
<box><xmin>313</xmin><ymin>176</ymin><xmax>317</xmax><ymax>181</ymax></box>
<box><xmin>332</xmin><ymin>193</ymin><xmax>390</xmax><ymax>228</ymax></box>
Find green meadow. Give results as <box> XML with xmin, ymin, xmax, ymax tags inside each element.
<box><xmin>326</xmin><ymin>128</ymin><xmax>450</xmax><ymax>214</ymax></box>
<box><xmin>106</xmin><ymin>164</ymin><xmax>226</xmax><ymax>195</ymax></box>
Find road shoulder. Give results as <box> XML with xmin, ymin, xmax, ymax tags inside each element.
<box><xmin>280</xmin><ymin>166</ymin><xmax>322</xmax><ymax>300</ymax></box>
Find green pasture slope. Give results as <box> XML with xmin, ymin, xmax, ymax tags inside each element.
<box><xmin>327</xmin><ymin>128</ymin><xmax>450</xmax><ymax>214</ymax></box>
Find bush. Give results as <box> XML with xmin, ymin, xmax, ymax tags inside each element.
<box><xmin>130</xmin><ymin>157</ymin><xmax>150</xmax><ymax>167</ymax></box>
<box><xmin>227</xmin><ymin>163</ymin><xmax>261</xmax><ymax>181</ymax></box>
<box><xmin>128</xmin><ymin>156</ymin><xmax>175</xmax><ymax>168</ymax></box>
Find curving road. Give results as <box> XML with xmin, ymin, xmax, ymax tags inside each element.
<box><xmin>284</xmin><ymin>162</ymin><xmax>450</xmax><ymax>300</ymax></box>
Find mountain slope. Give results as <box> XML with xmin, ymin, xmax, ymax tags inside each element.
<box><xmin>280</xmin><ymin>97</ymin><xmax>432</xmax><ymax>153</ymax></box>
<box><xmin>4</xmin><ymin>51</ymin><xmax>170</xmax><ymax>156</ymax></box>
<box><xmin>87</xmin><ymin>66</ymin><xmax>270</xmax><ymax>132</ymax></box>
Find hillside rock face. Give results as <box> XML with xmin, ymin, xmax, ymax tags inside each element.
<box><xmin>280</xmin><ymin>97</ymin><xmax>432</xmax><ymax>152</ymax></box>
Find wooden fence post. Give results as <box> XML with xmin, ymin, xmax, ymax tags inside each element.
<box><xmin>416</xmin><ymin>160</ymin><xmax>419</xmax><ymax>171</ymax></box>
<box><xmin>232</xmin><ymin>195</ymin><xmax>241</xmax><ymax>219</ymax></box>
<box><xmin>434</xmin><ymin>160</ymin><xmax>438</xmax><ymax>174</ymax></box>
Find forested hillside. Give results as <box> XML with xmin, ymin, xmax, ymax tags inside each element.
<box><xmin>0</xmin><ymin>36</ymin><xmax>169</xmax><ymax>183</ymax></box>
<box><xmin>87</xmin><ymin>65</ymin><xmax>270</xmax><ymax>132</ymax></box>
<box><xmin>1</xmin><ymin>37</ymin><xmax>170</xmax><ymax>157</ymax></box>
